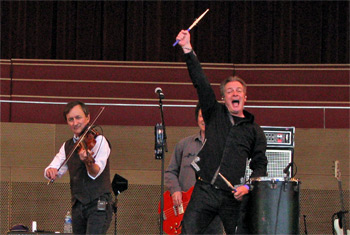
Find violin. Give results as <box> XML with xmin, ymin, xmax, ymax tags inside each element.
<box><xmin>77</xmin><ymin>125</ymin><xmax>100</xmax><ymax>165</ymax></box>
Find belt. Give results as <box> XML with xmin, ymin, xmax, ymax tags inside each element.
<box><xmin>198</xmin><ymin>177</ymin><xmax>221</xmax><ymax>190</ymax></box>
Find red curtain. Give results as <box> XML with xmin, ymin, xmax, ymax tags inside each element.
<box><xmin>1</xmin><ymin>1</ymin><xmax>349</xmax><ymax>63</ymax></box>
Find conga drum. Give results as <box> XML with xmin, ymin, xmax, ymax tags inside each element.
<box><xmin>246</xmin><ymin>177</ymin><xmax>300</xmax><ymax>234</ymax></box>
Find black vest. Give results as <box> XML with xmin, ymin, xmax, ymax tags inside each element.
<box><xmin>65</xmin><ymin>138</ymin><xmax>112</xmax><ymax>205</ymax></box>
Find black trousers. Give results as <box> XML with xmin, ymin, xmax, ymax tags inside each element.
<box><xmin>202</xmin><ymin>214</ymin><xmax>224</xmax><ymax>234</ymax></box>
<box><xmin>181</xmin><ymin>180</ymin><xmax>242</xmax><ymax>234</ymax></box>
<box><xmin>72</xmin><ymin>193</ymin><xmax>113</xmax><ymax>234</ymax></box>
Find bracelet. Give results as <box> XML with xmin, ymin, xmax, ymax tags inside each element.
<box><xmin>182</xmin><ymin>47</ymin><xmax>193</xmax><ymax>51</ymax></box>
<box><xmin>243</xmin><ymin>184</ymin><xmax>250</xmax><ymax>190</ymax></box>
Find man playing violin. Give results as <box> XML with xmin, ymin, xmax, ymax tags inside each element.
<box><xmin>45</xmin><ymin>101</ymin><xmax>113</xmax><ymax>234</ymax></box>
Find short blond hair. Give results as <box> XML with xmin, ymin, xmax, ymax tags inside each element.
<box><xmin>220</xmin><ymin>76</ymin><xmax>247</xmax><ymax>97</ymax></box>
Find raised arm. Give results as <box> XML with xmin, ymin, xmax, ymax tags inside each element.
<box><xmin>176</xmin><ymin>30</ymin><xmax>217</xmax><ymax>123</ymax></box>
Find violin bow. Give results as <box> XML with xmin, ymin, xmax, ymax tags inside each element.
<box><xmin>172</xmin><ymin>8</ymin><xmax>209</xmax><ymax>46</ymax></box>
<box><xmin>48</xmin><ymin>106</ymin><xmax>105</xmax><ymax>185</ymax></box>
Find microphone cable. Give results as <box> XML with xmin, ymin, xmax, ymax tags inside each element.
<box><xmin>274</xmin><ymin>181</ymin><xmax>284</xmax><ymax>234</ymax></box>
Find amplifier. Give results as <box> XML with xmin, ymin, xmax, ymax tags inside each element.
<box><xmin>245</xmin><ymin>148</ymin><xmax>293</xmax><ymax>179</ymax></box>
<box><xmin>245</xmin><ymin>127</ymin><xmax>295</xmax><ymax>179</ymax></box>
<box><xmin>262</xmin><ymin>126</ymin><xmax>295</xmax><ymax>148</ymax></box>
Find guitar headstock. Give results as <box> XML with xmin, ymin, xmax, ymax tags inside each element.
<box><xmin>333</xmin><ymin>160</ymin><xmax>341</xmax><ymax>181</ymax></box>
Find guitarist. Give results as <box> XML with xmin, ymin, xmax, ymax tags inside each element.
<box><xmin>165</xmin><ymin>103</ymin><xmax>223</xmax><ymax>234</ymax></box>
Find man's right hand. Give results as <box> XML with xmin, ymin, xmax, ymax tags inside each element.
<box><xmin>176</xmin><ymin>30</ymin><xmax>192</xmax><ymax>53</ymax></box>
<box><xmin>46</xmin><ymin>168</ymin><xmax>58</xmax><ymax>180</ymax></box>
<box><xmin>171</xmin><ymin>191</ymin><xmax>183</xmax><ymax>207</ymax></box>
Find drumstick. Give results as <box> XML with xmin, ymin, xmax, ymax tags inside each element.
<box><xmin>172</xmin><ymin>9</ymin><xmax>209</xmax><ymax>46</ymax></box>
<box><xmin>218</xmin><ymin>173</ymin><xmax>237</xmax><ymax>192</ymax></box>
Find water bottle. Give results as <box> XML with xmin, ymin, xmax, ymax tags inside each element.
<box><xmin>63</xmin><ymin>211</ymin><xmax>73</xmax><ymax>233</ymax></box>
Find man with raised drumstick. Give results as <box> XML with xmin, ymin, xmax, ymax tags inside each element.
<box><xmin>175</xmin><ymin>30</ymin><xmax>268</xmax><ymax>234</ymax></box>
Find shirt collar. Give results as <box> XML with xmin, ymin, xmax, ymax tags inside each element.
<box><xmin>195</xmin><ymin>131</ymin><xmax>204</xmax><ymax>143</ymax></box>
<box><xmin>73</xmin><ymin>135</ymin><xmax>79</xmax><ymax>143</ymax></box>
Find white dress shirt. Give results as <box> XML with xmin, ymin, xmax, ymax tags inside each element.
<box><xmin>44</xmin><ymin>135</ymin><xmax>111</xmax><ymax>180</ymax></box>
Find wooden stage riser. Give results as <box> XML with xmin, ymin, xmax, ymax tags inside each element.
<box><xmin>2</xmin><ymin>80</ymin><xmax>349</xmax><ymax>103</ymax></box>
<box><xmin>1</xmin><ymin>60</ymin><xmax>348</xmax><ymax>128</ymax></box>
<box><xmin>1</xmin><ymin>103</ymin><xmax>349</xmax><ymax>128</ymax></box>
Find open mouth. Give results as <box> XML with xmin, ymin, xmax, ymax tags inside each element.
<box><xmin>232</xmin><ymin>99</ymin><xmax>240</xmax><ymax>107</ymax></box>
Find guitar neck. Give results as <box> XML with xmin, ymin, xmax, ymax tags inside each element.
<box><xmin>338</xmin><ymin>180</ymin><xmax>347</xmax><ymax>234</ymax></box>
<box><xmin>338</xmin><ymin>181</ymin><xmax>346</xmax><ymax>211</ymax></box>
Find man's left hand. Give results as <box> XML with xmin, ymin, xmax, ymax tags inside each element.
<box><xmin>79</xmin><ymin>149</ymin><xmax>94</xmax><ymax>164</ymax></box>
<box><xmin>233</xmin><ymin>185</ymin><xmax>249</xmax><ymax>201</ymax></box>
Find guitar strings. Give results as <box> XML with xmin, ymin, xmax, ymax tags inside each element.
<box><xmin>163</xmin><ymin>201</ymin><xmax>190</xmax><ymax>217</ymax></box>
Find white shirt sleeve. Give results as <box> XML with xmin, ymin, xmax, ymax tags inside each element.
<box><xmin>44</xmin><ymin>136</ymin><xmax>111</xmax><ymax>180</ymax></box>
<box><xmin>44</xmin><ymin>143</ymin><xmax>68</xmax><ymax>180</ymax></box>
<box><xmin>88</xmin><ymin>135</ymin><xmax>111</xmax><ymax>179</ymax></box>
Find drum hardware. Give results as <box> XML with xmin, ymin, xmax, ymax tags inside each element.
<box><xmin>290</xmin><ymin>177</ymin><xmax>301</xmax><ymax>192</ymax></box>
<box><xmin>289</xmin><ymin>177</ymin><xmax>300</xmax><ymax>183</ymax></box>
<box><xmin>271</xmin><ymin>178</ymin><xmax>278</xmax><ymax>189</ymax></box>
<box><xmin>283</xmin><ymin>181</ymin><xmax>288</xmax><ymax>192</ymax></box>
<box><xmin>294</xmin><ymin>184</ymin><xmax>299</xmax><ymax>192</ymax></box>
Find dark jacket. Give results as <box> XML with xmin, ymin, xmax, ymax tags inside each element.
<box><xmin>184</xmin><ymin>51</ymin><xmax>268</xmax><ymax>191</ymax></box>
<box><xmin>65</xmin><ymin>138</ymin><xmax>112</xmax><ymax>205</ymax></box>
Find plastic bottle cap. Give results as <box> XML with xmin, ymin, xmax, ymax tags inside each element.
<box><xmin>32</xmin><ymin>221</ymin><xmax>37</xmax><ymax>232</ymax></box>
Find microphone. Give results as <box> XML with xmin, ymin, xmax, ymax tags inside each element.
<box><xmin>155</xmin><ymin>87</ymin><xmax>165</xmax><ymax>99</ymax></box>
<box><xmin>283</xmin><ymin>162</ymin><xmax>293</xmax><ymax>174</ymax></box>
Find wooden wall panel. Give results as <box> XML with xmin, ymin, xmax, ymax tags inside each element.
<box><xmin>0</xmin><ymin>122</ymin><xmax>348</xmax><ymax>235</ymax></box>
<box><xmin>1</xmin><ymin>123</ymin><xmax>348</xmax><ymax>190</ymax></box>
<box><xmin>1</xmin><ymin>123</ymin><xmax>56</xmax><ymax>167</ymax></box>
<box><xmin>294</xmin><ymin>128</ymin><xmax>349</xmax><ymax>190</ymax></box>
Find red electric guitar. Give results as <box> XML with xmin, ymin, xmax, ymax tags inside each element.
<box><xmin>158</xmin><ymin>186</ymin><xmax>194</xmax><ymax>234</ymax></box>
<box><xmin>333</xmin><ymin>160</ymin><xmax>349</xmax><ymax>235</ymax></box>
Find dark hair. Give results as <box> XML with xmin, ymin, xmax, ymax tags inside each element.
<box><xmin>220</xmin><ymin>76</ymin><xmax>247</xmax><ymax>97</ymax></box>
<box><xmin>63</xmin><ymin>101</ymin><xmax>89</xmax><ymax>121</ymax></box>
<box><xmin>195</xmin><ymin>102</ymin><xmax>201</xmax><ymax>121</ymax></box>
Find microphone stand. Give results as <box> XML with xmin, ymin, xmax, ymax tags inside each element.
<box><xmin>158</xmin><ymin>94</ymin><xmax>168</xmax><ymax>153</ymax></box>
<box><xmin>283</xmin><ymin>162</ymin><xmax>292</xmax><ymax>185</ymax></box>
<box><xmin>111</xmin><ymin>174</ymin><xmax>128</xmax><ymax>235</ymax></box>
<box><xmin>155</xmin><ymin>94</ymin><xmax>167</xmax><ymax>235</ymax></box>
<box><xmin>113</xmin><ymin>195</ymin><xmax>119</xmax><ymax>235</ymax></box>
<box><xmin>303</xmin><ymin>215</ymin><xmax>308</xmax><ymax>234</ymax></box>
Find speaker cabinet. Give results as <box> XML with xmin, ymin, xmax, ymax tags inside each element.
<box><xmin>265</xmin><ymin>148</ymin><xmax>293</xmax><ymax>178</ymax></box>
<box><xmin>245</xmin><ymin>148</ymin><xmax>293</xmax><ymax>179</ymax></box>
<box><xmin>245</xmin><ymin>126</ymin><xmax>295</xmax><ymax>179</ymax></box>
